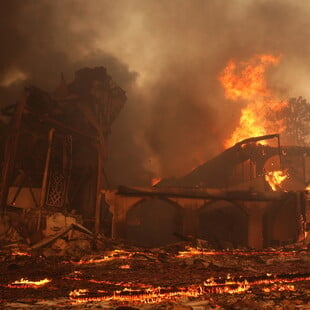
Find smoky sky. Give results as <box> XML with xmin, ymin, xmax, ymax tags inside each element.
<box><xmin>1</xmin><ymin>0</ymin><xmax>310</xmax><ymax>187</ymax></box>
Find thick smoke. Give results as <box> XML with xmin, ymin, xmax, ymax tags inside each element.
<box><xmin>1</xmin><ymin>0</ymin><xmax>310</xmax><ymax>186</ymax></box>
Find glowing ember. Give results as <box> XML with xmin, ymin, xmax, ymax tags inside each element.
<box><xmin>68</xmin><ymin>274</ymin><xmax>309</xmax><ymax>305</ymax></box>
<box><xmin>203</xmin><ymin>277</ymin><xmax>250</xmax><ymax>294</ymax></box>
<box><xmin>177</xmin><ymin>246</ymin><xmax>218</xmax><ymax>257</ymax></box>
<box><xmin>151</xmin><ymin>177</ymin><xmax>161</xmax><ymax>186</ymax></box>
<box><xmin>69</xmin><ymin>288</ymin><xmax>89</xmax><ymax>298</ymax></box>
<box><xmin>219</xmin><ymin>54</ymin><xmax>287</xmax><ymax>148</ymax></box>
<box><xmin>11</xmin><ymin>251</ymin><xmax>31</xmax><ymax>257</ymax></box>
<box><xmin>119</xmin><ymin>264</ymin><xmax>131</xmax><ymax>269</ymax></box>
<box><xmin>265</xmin><ymin>170</ymin><xmax>288</xmax><ymax>191</ymax></box>
<box><xmin>69</xmin><ymin>285</ymin><xmax>204</xmax><ymax>304</ymax></box>
<box><xmin>7</xmin><ymin>278</ymin><xmax>51</xmax><ymax>289</ymax></box>
<box><xmin>262</xmin><ymin>284</ymin><xmax>295</xmax><ymax>293</ymax></box>
<box><xmin>75</xmin><ymin>249</ymin><xmax>131</xmax><ymax>264</ymax></box>
<box><xmin>177</xmin><ymin>246</ymin><xmax>296</xmax><ymax>258</ymax></box>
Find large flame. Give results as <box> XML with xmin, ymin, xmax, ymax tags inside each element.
<box><xmin>219</xmin><ymin>54</ymin><xmax>287</xmax><ymax>148</ymax></box>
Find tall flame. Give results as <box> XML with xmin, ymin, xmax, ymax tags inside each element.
<box><xmin>219</xmin><ymin>54</ymin><xmax>287</xmax><ymax>148</ymax></box>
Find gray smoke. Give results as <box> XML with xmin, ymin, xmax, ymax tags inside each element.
<box><xmin>1</xmin><ymin>0</ymin><xmax>310</xmax><ymax>186</ymax></box>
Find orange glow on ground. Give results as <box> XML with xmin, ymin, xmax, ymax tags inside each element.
<box><xmin>74</xmin><ymin>249</ymin><xmax>131</xmax><ymax>264</ymax></box>
<box><xmin>176</xmin><ymin>246</ymin><xmax>297</xmax><ymax>258</ymax></box>
<box><xmin>68</xmin><ymin>275</ymin><xmax>310</xmax><ymax>305</ymax></box>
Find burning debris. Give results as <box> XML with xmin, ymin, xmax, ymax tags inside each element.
<box><xmin>0</xmin><ymin>242</ymin><xmax>309</xmax><ymax>309</ymax></box>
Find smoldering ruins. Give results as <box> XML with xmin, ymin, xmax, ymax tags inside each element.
<box><xmin>0</xmin><ymin>1</ymin><xmax>310</xmax><ymax>309</ymax></box>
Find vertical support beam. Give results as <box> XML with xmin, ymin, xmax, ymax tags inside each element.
<box><xmin>0</xmin><ymin>92</ymin><xmax>27</xmax><ymax>212</ymax></box>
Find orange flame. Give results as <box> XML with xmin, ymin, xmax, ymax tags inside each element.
<box><xmin>74</xmin><ymin>249</ymin><xmax>130</xmax><ymax>264</ymax></box>
<box><xmin>265</xmin><ymin>170</ymin><xmax>288</xmax><ymax>191</ymax></box>
<box><xmin>11</xmin><ymin>251</ymin><xmax>31</xmax><ymax>257</ymax></box>
<box><xmin>7</xmin><ymin>278</ymin><xmax>51</xmax><ymax>289</ymax></box>
<box><xmin>219</xmin><ymin>54</ymin><xmax>287</xmax><ymax>148</ymax></box>
<box><xmin>68</xmin><ymin>274</ymin><xmax>309</xmax><ymax>305</ymax></box>
<box><xmin>69</xmin><ymin>286</ymin><xmax>203</xmax><ymax>305</ymax></box>
<box><xmin>262</xmin><ymin>284</ymin><xmax>295</xmax><ymax>293</ymax></box>
<box><xmin>151</xmin><ymin>177</ymin><xmax>161</xmax><ymax>186</ymax></box>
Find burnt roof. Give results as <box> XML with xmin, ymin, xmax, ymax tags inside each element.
<box><xmin>157</xmin><ymin>136</ymin><xmax>310</xmax><ymax>189</ymax></box>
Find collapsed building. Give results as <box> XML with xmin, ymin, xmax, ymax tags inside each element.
<box><xmin>105</xmin><ymin>135</ymin><xmax>310</xmax><ymax>249</ymax></box>
<box><xmin>0</xmin><ymin>67</ymin><xmax>126</xmax><ymax>245</ymax></box>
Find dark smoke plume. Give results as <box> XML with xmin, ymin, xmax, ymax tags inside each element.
<box><xmin>1</xmin><ymin>0</ymin><xmax>310</xmax><ymax>186</ymax></box>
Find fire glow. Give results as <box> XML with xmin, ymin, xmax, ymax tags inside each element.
<box><xmin>151</xmin><ymin>177</ymin><xmax>161</xmax><ymax>186</ymax></box>
<box><xmin>11</xmin><ymin>251</ymin><xmax>31</xmax><ymax>257</ymax></box>
<box><xmin>7</xmin><ymin>278</ymin><xmax>51</xmax><ymax>289</ymax></box>
<box><xmin>265</xmin><ymin>170</ymin><xmax>288</xmax><ymax>191</ymax></box>
<box><xmin>177</xmin><ymin>246</ymin><xmax>297</xmax><ymax>258</ymax></box>
<box><xmin>4</xmin><ymin>248</ymin><xmax>308</xmax><ymax>307</ymax></box>
<box><xmin>64</xmin><ymin>248</ymin><xmax>308</xmax><ymax>306</ymax></box>
<box><xmin>68</xmin><ymin>274</ymin><xmax>310</xmax><ymax>305</ymax></box>
<box><xmin>69</xmin><ymin>286</ymin><xmax>204</xmax><ymax>305</ymax></box>
<box><xmin>74</xmin><ymin>249</ymin><xmax>131</xmax><ymax>264</ymax></box>
<box><xmin>219</xmin><ymin>54</ymin><xmax>287</xmax><ymax>148</ymax></box>
<box><xmin>262</xmin><ymin>284</ymin><xmax>295</xmax><ymax>293</ymax></box>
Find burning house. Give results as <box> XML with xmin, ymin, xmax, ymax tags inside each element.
<box><xmin>105</xmin><ymin>134</ymin><xmax>310</xmax><ymax>249</ymax></box>
<box><xmin>104</xmin><ymin>54</ymin><xmax>310</xmax><ymax>250</ymax></box>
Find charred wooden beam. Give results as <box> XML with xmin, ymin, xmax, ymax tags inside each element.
<box><xmin>117</xmin><ymin>185</ymin><xmax>293</xmax><ymax>201</ymax></box>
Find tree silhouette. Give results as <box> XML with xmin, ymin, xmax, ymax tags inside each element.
<box><xmin>274</xmin><ymin>97</ymin><xmax>310</xmax><ymax>146</ymax></box>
